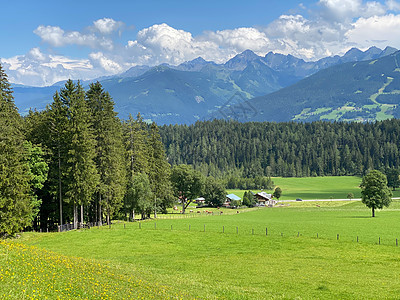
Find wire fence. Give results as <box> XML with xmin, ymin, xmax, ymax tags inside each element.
<box><xmin>105</xmin><ymin>220</ymin><xmax>400</xmax><ymax>248</ymax></box>
<box><xmin>58</xmin><ymin>222</ymin><xmax>92</xmax><ymax>232</ymax></box>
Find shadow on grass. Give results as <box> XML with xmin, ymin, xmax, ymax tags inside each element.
<box><xmin>339</xmin><ymin>216</ymin><xmax>371</xmax><ymax>219</ymax></box>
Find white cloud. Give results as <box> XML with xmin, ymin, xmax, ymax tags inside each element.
<box><xmin>205</xmin><ymin>27</ymin><xmax>270</xmax><ymax>53</ymax></box>
<box><xmin>126</xmin><ymin>23</ymin><xmax>226</xmax><ymax>65</ymax></box>
<box><xmin>386</xmin><ymin>0</ymin><xmax>400</xmax><ymax>11</ymax></box>
<box><xmin>93</xmin><ymin>18</ymin><xmax>124</xmax><ymax>35</ymax></box>
<box><xmin>318</xmin><ymin>0</ymin><xmax>386</xmax><ymax>21</ymax></box>
<box><xmin>89</xmin><ymin>52</ymin><xmax>123</xmax><ymax>73</ymax></box>
<box><xmin>1</xmin><ymin>48</ymin><xmax>100</xmax><ymax>86</ymax></box>
<box><xmin>34</xmin><ymin>25</ymin><xmax>114</xmax><ymax>50</ymax></box>
<box><xmin>346</xmin><ymin>14</ymin><xmax>400</xmax><ymax>48</ymax></box>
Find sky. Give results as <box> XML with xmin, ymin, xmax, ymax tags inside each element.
<box><xmin>2</xmin><ymin>0</ymin><xmax>400</xmax><ymax>86</ymax></box>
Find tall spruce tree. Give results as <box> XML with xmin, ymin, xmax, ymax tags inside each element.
<box><xmin>124</xmin><ymin>113</ymin><xmax>149</xmax><ymax>174</ymax></box>
<box><xmin>48</xmin><ymin>92</ymin><xmax>70</xmax><ymax>226</ymax></box>
<box><xmin>0</xmin><ymin>64</ymin><xmax>32</xmax><ymax>236</ymax></box>
<box><xmin>25</xmin><ymin>109</ymin><xmax>58</xmax><ymax>230</ymax></box>
<box><xmin>147</xmin><ymin>122</ymin><xmax>173</xmax><ymax>216</ymax></box>
<box><xmin>62</xmin><ymin>80</ymin><xmax>99</xmax><ymax>228</ymax></box>
<box><xmin>123</xmin><ymin>113</ymin><xmax>150</xmax><ymax>218</ymax></box>
<box><xmin>86</xmin><ymin>82</ymin><xmax>126</xmax><ymax>225</ymax></box>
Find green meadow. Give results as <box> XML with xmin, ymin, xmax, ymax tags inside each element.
<box><xmin>229</xmin><ymin>175</ymin><xmax>400</xmax><ymax>200</ymax></box>
<box><xmin>3</xmin><ymin>198</ymin><xmax>400</xmax><ymax>299</ymax></box>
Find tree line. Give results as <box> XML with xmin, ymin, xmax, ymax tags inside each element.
<box><xmin>0</xmin><ymin>64</ymin><xmax>178</xmax><ymax>235</ymax></box>
<box><xmin>0</xmin><ymin>65</ymin><xmax>234</xmax><ymax>236</ymax></box>
<box><xmin>159</xmin><ymin>119</ymin><xmax>400</xmax><ymax>178</ymax></box>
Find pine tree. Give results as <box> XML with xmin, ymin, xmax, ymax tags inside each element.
<box><xmin>123</xmin><ymin>113</ymin><xmax>150</xmax><ymax>217</ymax></box>
<box><xmin>25</xmin><ymin>109</ymin><xmax>58</xmax><ymax>230</ymax></box>
<box><xmin>86</xmin><ymin>82</ymin><xmax>126</xmax><ymax>225</ymax></box>
<box><xmin>48</xmin><ymin>92</ymin><xmax>70</xmax><ymax>226</ymax></box>
<box><xmin>0</xmin><ymin>64</ymin><xmax>32</xmax><ymax>236</ymax></box>
<box><xmin>147</xmin><ymin>122</ymin><xmax>173</xmax><ymax>215</ymax></box>
<box><xmin>62</xmin><ymin>80</ymin><xmax>99</xmax><ymax>228</ymax></box>
<box><xmin>123</xmin><ymin>113</ymin><xmax>149</xmax><ymax>174</ymax></box>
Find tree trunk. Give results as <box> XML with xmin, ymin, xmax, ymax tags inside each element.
<box><xmin>132</xmin><ymin>209</ymin><xmax>135</xmax><ymax>221</ymax></box>
<box><xmin>154</xmin><ymin>196</ymin><xmax>157</xmax><ymax>218</ymax></box>
<box><xmin>81</xmin><ymin>204</ymin><xmax>84</xmax><ymax>225</ymax></box>
<box><xmin>95</xmin><ymin>194</ymin><xmax>98</xmax><ymax>224</ymax></box>
<box><xmin>58</xmin><ymin>146</ymin><xmax>63</xmax><ymax>225</ymax></box>
<box><xmin>73</xmin><ymin>202</ymin><xmax>77</xmax><ymax>229</ymax></box>
<box><xmin>98</xmin><ymin>194</ymin><xmax>102</xmax><ymax>225</ymax></box>
<box><xmin>182</xmin><ymin>199</ymin><xmax>185</xmax><ymax>214</ymax></box>
<box><xmin>107</xmin><ymin>209</ymin><xmax>110</xmax><ymax>226</ymax></box>
<box><xmin>372</xmin><ymin>207</ymin><xmax>375</xmax><ymax>217</ymax></box>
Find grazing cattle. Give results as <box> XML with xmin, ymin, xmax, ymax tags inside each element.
<box><xmin>190</xmin><ymin>210</ymin><xmax>193</xmax><ymax>213</ymax></box>
<box><xmin>237</xmin><ymin>211</ymin><xmax>239</xmax><ymax>214</ymax></box>
<box><xmin>197</xmin><ymin>211</ymin><xmax>201</xmax><ymax>214</ymax></box>
<box><xmin>208</xmin><ymin>211</ymin><xmax>213</xmax><ymax>214</ymax></box>
<box><xmin>220</xmin><ymin>211</ymin><xmax>223</xmax><ymax>215</ymax></box>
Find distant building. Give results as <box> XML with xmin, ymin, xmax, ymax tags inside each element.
<box><xmin>255</xmin><ymin>192</ymin><xmax>277</xmax><ymax>206</ymax></box>
<box><xmin>224</xmin><ymin>194</ymin><xmax>242</xmax><ymax>207</ymax></box>
<box><xmin>194</xmin><ymin>197</ymin><xmax>206</xmax><ymax>204</ymax></box>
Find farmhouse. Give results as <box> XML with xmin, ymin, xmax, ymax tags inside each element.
<box><xmin>255</xmin><ymin>192</ymin><xmax>277</xmax><ymax>206</ymax></box>
<box><xmin>194</xmin><ymin>197</ymin><xmax>206</xmax><ymax>204</ymax></box>
<box><xmin>224</xmin><ymin>194</ymin><xmax>242</xmax><ymax>207</ymax></box>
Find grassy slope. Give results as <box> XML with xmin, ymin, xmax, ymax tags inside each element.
<box><xmin>0</xmin><ymin>240</ymin><xmax>181</xmax><ymax>299</ymax></box>
<box><xmin>229</xmin><ymin>175</ymin><xmax>400</xmax><ymax>200</ymax></box>
<box><xmin>15</xmin><ymin>200</ymin><xmax>400</xmax><ymax>299</ymax></box>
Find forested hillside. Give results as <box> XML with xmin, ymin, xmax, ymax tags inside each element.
<box><xmin>159</xmin><ymin>119</ymin><xmax>400</xmax><ymax>178</ymax></box>
<box><xmin>232</xmin><ymin>51</ymin><xmax>400</xmax><ymax>123</ymax></box>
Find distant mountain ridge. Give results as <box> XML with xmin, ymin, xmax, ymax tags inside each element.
<box><xmin>11</xmin><ymin>46</ymin><xmax>398</xmax><ymax>124</ymax></box>
<box><xmin>226</xmin><ymin>50</ymin><xmax>400</xmax><ymax>123</ymax></box>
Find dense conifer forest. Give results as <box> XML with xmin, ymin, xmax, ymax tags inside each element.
<box><xmin>159</xmin><ymin>119</ymin><xmax>400</xmax><ymax>178</ymax></box>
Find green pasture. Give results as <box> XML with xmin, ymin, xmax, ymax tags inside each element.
<box><xmin>7</xmin><ymin>199</ymin><xmax>400</xmax><ymax>299</ymax></box>
<box><xmin>229</xmin><ymin>175</ymin><xmax>400</xmax><ymax>200</ymax></box>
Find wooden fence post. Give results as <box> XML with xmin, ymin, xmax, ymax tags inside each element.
<box><xmin>266</xmin><ymin>227</ymin><xmax>268</xmax><ymax>236</ymax></box>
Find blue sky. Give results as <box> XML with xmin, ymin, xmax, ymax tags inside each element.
<box><xmin>2</xmin><ymin>0</ymin><xmax>400</xmax><ymax>86</ymax></box>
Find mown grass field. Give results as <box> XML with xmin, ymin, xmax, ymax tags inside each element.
<box><xmin>4</xmin><ymin>198</ymin><xmax>400</xmax><ymax>299</ymax></box>
<box><xmin>228</xmin><ymin>175</ymin><xmax>400</xmax><ymax>200</ymax></box>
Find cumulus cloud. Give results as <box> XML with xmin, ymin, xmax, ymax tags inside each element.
<box><xmin>205</xmin><ymin>27</ymin><xmax>270</xmax><ymax>53</ymax></box>
<box><xmin>89</xmin><ymin>52</ymin><xmax>123</xmax><ymax>73</ymax></box>
<box><xmin>34</xmin><ymin>25</ymin><xmax>114</xmax><ymax>50</ymax></box>
<box><xmin>346</xmin><ymin>14</ymin><xmax>400</xmax><ymax>48</ymax></box>
<box><xmin>0</xmin><ymin>48</ymin><xmax>102</xmax><ymax>86</ymax></box>
<box><xmin>125</xmin><ymin>23</ymin><xmax>228</xmax><ymax>65</ymax></box>
<box><xmin>93</xmin><ymin>18</ymin><xmax>124</xmax><ymax>35</ymax></box>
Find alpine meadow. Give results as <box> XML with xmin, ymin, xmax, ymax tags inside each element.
<box><xmin>5</xmin><ymin>1</ymin><xmax>400</xmax><ymax>298</ymax></box>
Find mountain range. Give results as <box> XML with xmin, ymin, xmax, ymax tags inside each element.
<box><xmin>229</xmin><ymin>50</ymin><xmax>400</xmax><ymax>123</ymax></box>
<box><xmin>11</xmin><ymin>46</ymin><xmax>399</xmax><ymax>124</ymax></box>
